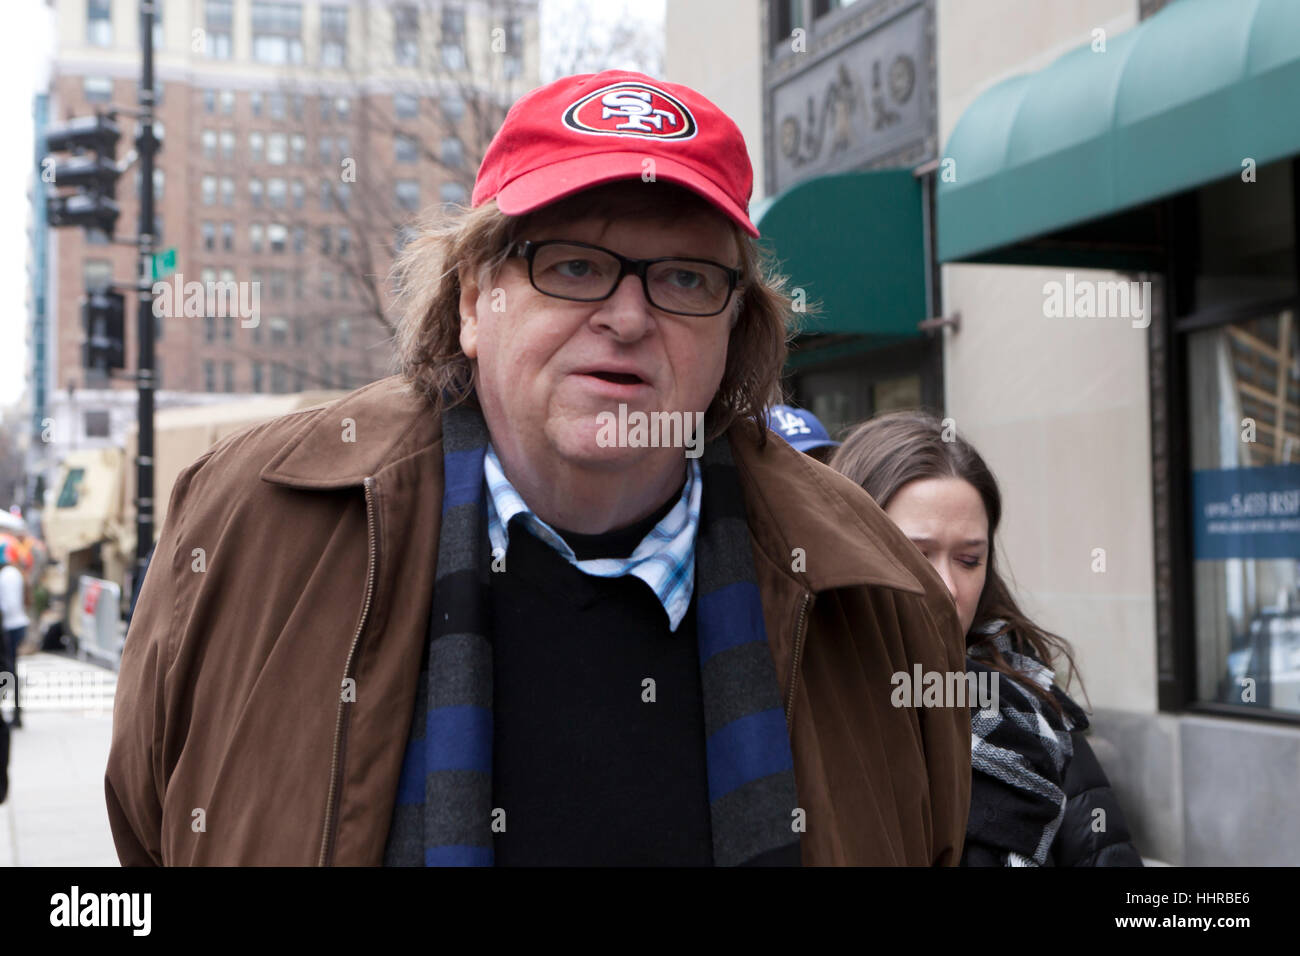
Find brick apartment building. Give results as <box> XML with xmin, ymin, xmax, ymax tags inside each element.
<box><xmin>31</xmin><ymin>0</ymin><xmax>538</xmax><ymax>491</ymax></box>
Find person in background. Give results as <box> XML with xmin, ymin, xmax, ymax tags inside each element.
<box><xmin>830</xmin><ymin>410</ymin><xmax>1142</xmax><ymax>867</ymax></box>
<box><xmin>0</xmin><ymin>555</ymin><xmax>28</xmax><ymax>730</ymax></box>
<box><xmin>764</xmin><ymin>404</ymin><xmax>840</xmax><ymax>462</ymax></box>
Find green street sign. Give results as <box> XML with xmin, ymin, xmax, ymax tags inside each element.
<box><xmin>151</xmin><ymin>247</ymin><xmax>176</xmax><ymax>280</ymax></box>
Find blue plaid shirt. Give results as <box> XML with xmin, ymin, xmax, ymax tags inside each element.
<box><xmin>484</xmin><ymin>444</ymin><xmax>700</xmax><ymax>632</ymax></box>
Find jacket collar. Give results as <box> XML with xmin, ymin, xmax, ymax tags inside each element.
<box><xmin>261</xmin><ymin>377</ymin><xmax>924</xmax><ymax>597</ymax></box>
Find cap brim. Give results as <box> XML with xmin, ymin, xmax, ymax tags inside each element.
<box><xmin>494</xmin><ymin>152</ymin><xmax>760</xmax><ymax>238</ymax></box>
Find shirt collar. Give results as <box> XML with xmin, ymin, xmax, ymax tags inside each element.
<box><xmin>484</xmin><ymin>444</ymin><xmax>701</xmax><ymax>632</ymax></box>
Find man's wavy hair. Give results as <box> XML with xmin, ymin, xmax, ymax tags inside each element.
<box><xmin>392</xmin><ymin>180</ymin><xmax>797</xmax><ymax>443</ymax></box>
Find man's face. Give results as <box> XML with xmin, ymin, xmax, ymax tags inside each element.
<box><xmin>459</xmin><ymin>206</ymin><xmax>740</xmax><ymax>474</ymax></box>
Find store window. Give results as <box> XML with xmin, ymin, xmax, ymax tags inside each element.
<box><xmin>1187</xmin><ymin>310</ymin><xmax>1300</xmax><ymax>714</ymax></box>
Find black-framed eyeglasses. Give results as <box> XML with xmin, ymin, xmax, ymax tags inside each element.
<box><xmin>509</xmin><ymin>239</ymin><xmax>742</xmax><ymax>317</ymax></box>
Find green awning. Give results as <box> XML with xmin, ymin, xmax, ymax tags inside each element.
<box><xmin>938</xmin><ymin>0</ymin><xmax>1300</xmax><ymax>265</ymax></box>
<box><xmin>756</xmin><ymin>169</ymin><xmax>925</xmax><ymax>338</ymax></box>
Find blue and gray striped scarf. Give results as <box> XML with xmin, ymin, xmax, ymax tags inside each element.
<box><xmin>383</xmin><ymin>401</ymin><xmax>801</xmax><ymax>866</ymax></box>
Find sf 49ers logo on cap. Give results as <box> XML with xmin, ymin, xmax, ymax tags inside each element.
<box><xmin>562</xmin><ymin>82</ymin><xmax>698</xmax><ymax>141</ymax></box>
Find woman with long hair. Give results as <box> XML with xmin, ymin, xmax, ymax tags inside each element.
<box><xmin>830</xmin><ymin>410</ymin><xmax>1142</xmax><ymax>867</ymax></box>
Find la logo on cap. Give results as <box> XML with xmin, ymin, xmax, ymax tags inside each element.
<box><xmin>562</xmin><ymin>81</ymin><xmax>698</xmax><ymax>141</ymax></box>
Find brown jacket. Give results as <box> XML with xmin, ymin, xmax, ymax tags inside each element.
<box><xmin>106</xmin><ymin>376</ymin><xmax>970</xmax><ymax>865</ymax></box>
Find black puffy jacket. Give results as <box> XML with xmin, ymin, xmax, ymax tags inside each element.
<box><xmin>1051</xmin><ymin>731</ymin><xmax>1143</xmax><ymax>866</ymax></box>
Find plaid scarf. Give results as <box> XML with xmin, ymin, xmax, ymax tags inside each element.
<box><xmin>963</xmin><ymin>623</ymin><xmax>1087</xmax><ymax>867</ymax></box>
<box><xmin>383</xmin><ymin>402</ymin><xmax>801</xmax><ymax>866</ymax></box>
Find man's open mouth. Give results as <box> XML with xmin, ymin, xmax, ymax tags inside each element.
<box><xmin>586</xmin><ymin>371</ymin><xmax>645</xmax><ymax>386</ymax></box>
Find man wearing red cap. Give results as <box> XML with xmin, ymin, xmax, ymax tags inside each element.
<box><xmin>107</xmin><ymin>71</ymin><xmax>969</xmax><ymax>866</ymax></box>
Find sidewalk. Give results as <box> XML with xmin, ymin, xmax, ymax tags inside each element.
<box><xmin>1</xmin><ymin>652</ymin><xmax>120</xmax><ymax>866</ymax></box>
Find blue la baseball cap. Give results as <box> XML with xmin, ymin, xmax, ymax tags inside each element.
<box><xmin>765</xmin><ymin>405</ymin><xmax>840</xmax><ymax>454</ymax></box>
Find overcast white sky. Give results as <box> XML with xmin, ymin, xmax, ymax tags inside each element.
<box><xmin>0</xmin><ymin>0</ymin><xmax>665</xmax><ymax>410</ymax></box>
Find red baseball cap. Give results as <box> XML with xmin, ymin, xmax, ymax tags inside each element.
<box><xmin>471</xmin><ymin>70</ymin><xmax>759</xmax><ymax>237</ymax></box>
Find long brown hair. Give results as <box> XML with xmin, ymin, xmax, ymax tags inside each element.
<box><xmin>829</xmin><ymin>410</ymin><xmax>1084</xmax><ymax>714</ymax></box>
<box><xmin>392</xmin><ymin>180</ymin><xmax>795</xmax><ymax>443</ymax></box>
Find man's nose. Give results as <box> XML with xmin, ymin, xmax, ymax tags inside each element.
<box><xmin>590</xmin><ymin>274</ymin><xmax>653</xmax><ymax>340</ymax></box>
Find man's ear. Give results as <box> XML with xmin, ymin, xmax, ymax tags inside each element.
<box><xmin>458</xmin><ymin>265</ymin><xmax>480</xmax><ymax>359</ymax></box>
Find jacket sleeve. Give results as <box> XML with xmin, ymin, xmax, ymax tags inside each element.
<box><xmin>1051</xmin><ymin>732</ymin><xmax>1144</xmax><ymax>867</ymax></box>
<box><xmin>104</xmin><ymin>453</ymin><xmax>211</xmax><ymax>866</ymax></box>
<box><xmin>919</xmin><ymin>596</ymin><xmax>973</xmax><ymax>866</ymax></box>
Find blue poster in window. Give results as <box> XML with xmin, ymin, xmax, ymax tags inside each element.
<box><xmin>1192</xmin><ymin>464</ymin><xmax>1300</xmax><ymax>560</ymax></box>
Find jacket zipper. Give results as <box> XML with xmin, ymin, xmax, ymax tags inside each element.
<box><xmin>785</xmin><ymin>592</ymin><xmax>812</xmax><ymax>727</ymax></box>
<box><xmin>317</xmin><ymin>475</ymin><xmax>378</xmax><ymax>866</ymax></box>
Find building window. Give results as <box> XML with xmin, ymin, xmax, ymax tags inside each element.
<box><xmin>252</xmin><ymin>2</ymin><xmax>303</xmax><ymax>64</ymax></box>
<box><xmin>222</xmin><ymin>221</ymin><xmax>235</xmax><ymax>252</ymax></box>
<box><xmin>320</xmin><ymin>269</ymin><xmax>334</xmax><ymax>299</ymax></box>
<box><xmin>440</xmin><ymin>181</ymin><xmax>469</xmax><ymax>206</ymax></box>
<box><xmin>223</xmin><ymin>314</ymin><xmax>234</xmax><ymax>342</ymax></box>
<box><xmin>440</xmin><ymin>137</ymin><xmax>463</xmax><ymax>169</ymax></box>
<box><xmin>220</xmin><ymin>176</ymin><xmax>235</xmax><ymax>206</ymax></box>
<box><xmin>201</xmin><ymin>221</ymin><xmax>215</xmax><ymax>251</ymax></box>
<box><xmin>321</xmin><ymin>5</ymin><xmax>347</xmax><ymax>67</ymax></box>
<box><xmin>270</xmin><ymin>269</ymin><xmax>286</xmax><ymax>300</ymax></box>
<box><xmin>291</xmin><ymin>178</ymin><xmax>304</xmax><ymax>209</ymax></box>
<box><xmin>268</xmin><ymin>177</ymin><xmax>286</xmax><ymax>208</ymax></box>
<box><xmin>83</xmin><ymin>76</ymin><xmax>113</xmax><ymax>103</ymax></box>
<box><xmin>335</xmin><ymin>97</ymin><xmax>351</xmax><ymax>122</ymax></box>
<box><xmin>337</xmin><ymin>226</ymin><xmax>350</xmax><ymax>256</ymax></box>
<box><xmin>396</xmin><ymin>180</ymin><xmax>420</xmax><ymax>212</ymax></box>
<box><xmin>394</xmin><ymin>4</ymin><xmax>420</xmax><ymax>66</ymax></box>
<box><xmin>271</xmin><ymin>363</ymin><xmax>288</xmax><ymax>393</ymax></box>
<box><xmin>395</xmin><ymin>133</ymin><xmax>418</xmax><ymax>164</ymax></box>
<box><xmin>269</xmin><ymin>92</ymin><xmax>286</xmax><ymax>120</ymax></box>
<box><xmin>267</xmin><ymin>132</ymin><xmax>288</xmax><ymax>165</ymax></box>
<box><xmin>251</xmin><ymin>91</ymin><xmax>263</xmax><ymax>117</ymax></box>
<box><xmin>250</xmin><ymin>223</ymin><xmax>264</xmax><ymax>254</ymax></box>
<box><xmin>319</xmin><ymin>136</ymin><xmax>333</xmax><ymax>164</ymax></box>
<box><xmin>204</xmin><ymin>315</ymin><xmax>216</xmax><ymax>345</ymax></box>
<box><xmin>219</xmin><ymin>89</ymin><xmax>235</xmax><ymax>114</ymax></box>
<box><xmin>292</xmin><ymin>225</ymin><xmax>306</xmax><ymax>254</ymax></box>
<box><xmin>441</xmin><ymin>6</ymin><xmax>466</xmax><ymax>69</ymax></box>
<box><xmin>502</xmin><ymin>17</ymin><xmax>524</xmax><ymax>78</ymax></box>
<box><xmin>201</xmin><ymin>129</ymin><xmax>217</xmax><ymax>159</ymax></box>
<box><xmin>222</xmin><ymin>361</ymin><xmax>234</xmax><ymax>393</ymax></box>
<box><xmin>202</xmin><ymin>175</ymin><xmax>218</xmax><ymax>205</ymax></box>
<box><xmin>83</xmin><ymin>259</ymin><xmax>112</xmax><ymax>292</ymax></box>
<box><xmin>339</xmin><ymin>318</ymin><xmax>351</xmax><ymax>347</ymax></box>
<box><xmin>290</xmin><ymin>133</ymin><xmax>305</xmax><ymax>164</ymax></box>
<box><xmin>203</xmin><ymin>88</ymin><xmax>216</xmax><ymax>113</ymax></box>
<box><xmin>291</xmin><ymin>93</ymin><xmax>304</xmax><ymax>120</ymax></box>
<box><xmin>86</xmin><ymin>0</ymin><xmax>112</xmax><ymax>47</ymax></box>
<box><xmin>250</xmin><ymin>177</ymin><xmax>264</xmax><ymax>207</ymax></box>
<box><xmin>219</xmin><ymin>130</ymin><xmax>235</xmax><ymax>160</ymax></box>
<box><xmin>250</xmin><ymin>131</ymin><xmax>264</xmax><ymax>163</ymax></box>
<box><xmin>204</xmin><ymin>0</ymin><xmax>233</xmax><ymax>58</ymax></box>
<box><xmin>269</xmin><ymin>317</ymin><xmax>288</xmax><ymax>346</ymax></box>
<box><xmin>441</xmin><ymin>94</ymin><xmax>465</xmax><ymax>124</ymax></box>
<box><xmin>84</xmin><ymin>410</ymin><xmax>111</xmax><ymax>438</ymax></box>
<box><xmin>320</xmin><ymin>180</ymin><xmax>333</xmax><ymax>211</ymax></box>
<box><xmin>394</xmin><ymin>93</ymin><xmax>419</xmax><ymax>119</ymax></box>
<box><xmin>336</xmin><ymin>182</ymin><xmax>350</xmax><ymax>212</ymax></box>
<box><xmin>771</xmin><ymin>0</ymin><xmax>806</xmax><ymax>50</ymax></box>
<box><xmin>1187</xmin><ymin>310</ymin><xmax>1300</xmax><ymax>715</ymax></box>
<box><xmin>268</xmin><ymin>223</ymin><xmax>287</xmax><ymax>254</ymax></box>
<box><xmin>319</xmin><ymin>226</ymin><xmax>331</xmax><ymax>255</ymax></box>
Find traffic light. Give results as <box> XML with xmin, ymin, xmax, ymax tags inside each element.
<box><xmin>82</xmin><ymin>289</ymin><xmax>126</xmax><ymax>373</ymax></box>
<box><xmin>42</xmin><ymin>114</ymin><xmax>121</xmax><ymax>236</ymax></box>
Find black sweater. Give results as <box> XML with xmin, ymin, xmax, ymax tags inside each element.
<box><xmin>488</xmin><ymin>513</ymin><xmax>713</xmax><ymax>866</ymax></box>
